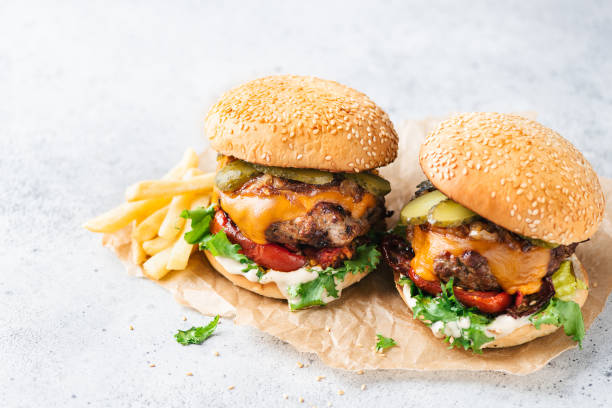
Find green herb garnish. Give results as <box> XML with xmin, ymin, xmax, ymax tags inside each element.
<box><xmin>175</xmin><ymin>315</ymin><xmax>220</xmax><ymax>345</ymax></box>
<box><xmin>375</xmin><ymin>334</ymin><xmax>397</xmax><ymax>352</ymax></box>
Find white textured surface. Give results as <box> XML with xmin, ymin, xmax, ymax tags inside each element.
<box><xmin>2</xmin><ymin>1</ymin><xmax>612</xmax><ymax>407</ymax></box>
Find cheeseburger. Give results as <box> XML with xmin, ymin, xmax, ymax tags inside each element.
<box><xmin>382</xmin><ymin>113</ymin><xmax>604</xmax><ymax>351</ymax></box>
<box><xmin>184</xmin><ymin>75</ymin><xmax>398</xmax><ymax>310</ymax></box>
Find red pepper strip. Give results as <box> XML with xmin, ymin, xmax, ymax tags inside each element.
<box><xmin>405</xmin><ymin>266</ymin><xmax>513</xmax><ymax>314</ymax></box>
<box><xmin>210</xmin><ymin>210</ymin><xmax>306</xmax><ymax>272</ymax></box>
<box><xmin>514</xmin><ymin>291</ymin><xmax>524</xmax><ymax>308</ymax></box>
<box><xmin>406</xmin><ymin>265</ymin><xmax>443</xmax><ymax>295</ymax></box>
<box><xmin>453</xmin><ymin>287</ymin><xmax>513</xmax><ymax>314</ymax></box>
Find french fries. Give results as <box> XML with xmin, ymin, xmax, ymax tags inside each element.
<box><xmin>131</xmin><ymin>236</ymin><xmax>147</xmax><ymax>265</ymax></box>
<box><xmin>142</xmin><ymin>237</ymin><xmax>173</xmax><ymax>256</ymax></box>
<box><xmin>83</xmin><ymin>197</ymin><xmax>170</xmax><ymax>233</ymax></box>
<box><xmin>125</xmin><ymin>173</ymin><xmax>214</xmax><ymax>202</ymax></box>
<box><xmin>158</xmin><ymin>194</ymin><xmax>194</xmax><ymax>240</ymax></box>
<box><xmin>132</xmin><ymin>206</ymin><xmax>169</xmax><ymax>242</ymax></box>
<box><xmin>143</xmin><ymin>247</ymin><xmax>172</xmax><ymax>280</ymax></box>
<box><xmin>85</xmin><ymin>148</ymin><xmax>215</xmax><ymax>280</ymax></box>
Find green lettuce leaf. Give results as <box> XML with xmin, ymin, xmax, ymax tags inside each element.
<box><xmin>344</xmin><ymin>245</ymin><xmax>381</xmax><ymax>274</ymax></box>
<box><xmin>398</xmin><ymin>277</ymin><xmax>494</xmax><ymax>353</ymax></box>
<box><xmin>288</xmin><ymin>243</ymin><xmax>380</xmax><ymax>311</ymax></box>
<box><xmin>530</xmin><ymin>298</ymin><xmax>585</xmax><ymax>346</ymax></box>
<box><xmin>180</xmin><ymin>205</ymin><xmax>216</xmax><ymax>244</ymax></box>
<box><xmin>287</xmin><ymin>270</ymin><xmax>338</xmax><ymax>310</ymax></box>
<box><xmin>174</xmin><ymin>315</ymin><xmax>219</xmax><ymax>345</ymax></box>
<box><xmin>375</xmin><ymin>334</ymin><xmax>397</xmax><ymax>352</ymax></box>
<box><xmin>181</xmin><ymin>206</ymin><xmax>259</xmax><ymax>274</ymax></box>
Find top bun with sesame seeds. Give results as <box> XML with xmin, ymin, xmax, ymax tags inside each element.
<box><xmin>419</xmin><ymin>112</ymin><xmax>605</xmax><ymax>245</ymax></box>
<box><xmin>205</xmin><ymin>75</ymin><xmax>398</xmax><ymax>172</ymax></box>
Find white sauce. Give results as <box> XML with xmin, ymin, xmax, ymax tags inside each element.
<box><xmin>400</xmin><ymin>275</ymin><xmax>530</xmax><ymax>340</ymax></box>
<box><xmin>214</xmin><ymin>256</ymin><xmax>339</xmax><ymax>304</ymax></box>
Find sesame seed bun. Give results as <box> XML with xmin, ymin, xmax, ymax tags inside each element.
<box><xmin>205</xmin><ymin>75</ymin><xmax>398</xmax><ymax>172</ymax></box>
<box><xmin>393</xmin><ymin>254</ymin><xmax>588</xmax><ymax>349</ymax></box>
<box><xmin>204</xmin><ymin>250</ymin><xmax>370</xmax><ymax>301</ymax></box>
<box><xmin>420</xmin><ymin>113</ymin><xmax>605</xmax><ymax>245</ymax></box>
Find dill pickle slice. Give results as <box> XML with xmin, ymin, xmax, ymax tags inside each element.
<box><xmin>345</xmin><ymin>173</ymin><xmax>391</xmax><ymax>196</ymax></box>
<box><xmin>252</xmin><ymin>164</ymin><xmax>334</xmax><ymax>185</ymax></box>
<box><xmin>215</xmin><ymin>160</ymin><xmax>261</xmax><ymax>191</ymax></box>
<box><xmin>399</xmin><ymin>190</ymin><xmax>447</xmax><ymax>225</ymax></box>
<box><xmin>427</xmin><ymin>199</ymin><xmax>478</xmax><ymax>227</ymax></box>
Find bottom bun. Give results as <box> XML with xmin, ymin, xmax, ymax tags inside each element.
<box><xmin>204</xmin><ymin>250</ymin><xmax>371</xmax><ymax>301</ymax></box>
<box><xmin>394</xmin><ymin>254</ymin><xmax>589</xmax><ymax>349</ymax></box>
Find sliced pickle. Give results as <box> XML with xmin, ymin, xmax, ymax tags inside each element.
<box><xmin>215</xmin><ymin>160</ymin><xmax>261</xmax><ymax>191</ymax></box>
<box><xmin>345</xmin><ymin>173</ymin><xmax>391</xmax><ymax>196</ymax></box>
<box><xmin>427</xmin><ymin>199</ymin><xmax>477</xmax><ymax>227</ymax></box>
<box><xmin>252</xmin><ymin>164</ymin><xmax>334</xmax><ymax>185</ymax></box>
<box><xmin>399</xmin><ymin>190</ymin><xmax>447</xmax><ymax>225</ymax></box>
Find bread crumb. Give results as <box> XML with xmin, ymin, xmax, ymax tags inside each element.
<box><xmin>228</xmin><ymin>385</ymin><xmax>235</xmax><ymax>390</ymax></box>
<box><xmin>316</xmin><ymin>375</ymin><xmax>325</xmax><ymax>382</ymax></box>
<box><xmin>297</xmin><ymin>362</ymin><xmax>304</xmax><ymax>368</ymax></box>
<box><xmin>186</xmin><ymin>372</ymin><xmax>193</xmax><ymax>376</ymax></box>
<box><xmin>337</xmin><ymin>390</ymin><xmax>345</xmax><ymax>396</ymax></box>
<box><xmin>356</xmin><ymin>369</ymin><xmax>364</xmax><ymax>375</ymax></box>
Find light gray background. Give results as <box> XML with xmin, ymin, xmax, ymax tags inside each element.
<box><xmin>2</xmin><ymin>1</ymin><xmax>612</xmax><ymax>407</ymax></box>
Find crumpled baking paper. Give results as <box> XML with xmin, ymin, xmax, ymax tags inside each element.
<box><xmin>102</xmin><ymin>116</ymin><xmax>612</xmax><ymax>374</ymax></box>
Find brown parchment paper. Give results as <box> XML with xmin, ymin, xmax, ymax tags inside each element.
<box><xmin>102</xmin><ymin>117</ymin><xmax>612</xmax><ymax>375</ymax></box>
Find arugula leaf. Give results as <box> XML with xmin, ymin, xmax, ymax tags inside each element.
<box><xmin>288</xmin><ymin>270</ymin><xmax>338</xmax><ymax>310</ymax></box>
<box><xmin>375</xmin><ymin>334</ymin><xmax>397</xmax><ymax>352</ymax></box>
<box><xmin>175</xmin><ymin>315</ymin><xmax>219</xmax><ymax>345</ymax></box>
<box><xmin>344</xmin><ymin>245</ymin><xmax>381</xmax><ymax>274</ymax></box>
<box><xmin>180</xmin><ymin>205</ymin><xmax>216</xmax><ymax>244</ymax></box>
<box><xmin>181</xmin><ymin>206</ymin><xmax>260</xmax><ymax>274</ymax></box>
<box><xmin>530</xmin><ymin>298</ymin><xmax>585</xmax><ymax>346</ymax></box>
<box><xmin>397</xmin><ymin>276</ymin><xmax>412</xmax><ymax>286</ymax></box>
<box><xmin>288</xmin><ymin>243</ymin><xmax>380</xmax><ymax>311</ymax></box>
<box><xmin>402</xmin><ymin>277</ymin><xmax>493</xmax><ymax>353</ymax></box>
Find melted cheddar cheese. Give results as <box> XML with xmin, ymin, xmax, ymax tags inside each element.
<box><xmin>410</xmin><ymin>226</ymin><xmax>551</xmax><ymax>295</ymax></box>
<box><xmin>217</xmin><ymin>188</ymin><xmax>377</xmax><ymax>245</ymax></box>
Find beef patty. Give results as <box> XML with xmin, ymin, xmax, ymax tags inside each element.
<box><xmin>235</xmin><ymin>173</ymin><xmax>385</xmax><ymax>248</ymax></box>
<box><xmin>266</xmin><ymin>202</ymin><xmax>384</xmax><ymax>248</ymax></box>
<box><xmin>434</xmin><ymin>250</ymin><xmax>501</xmax><ymax>291</ymax></box>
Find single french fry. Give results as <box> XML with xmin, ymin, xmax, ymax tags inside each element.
<box><xmin>142</xmin><ymin>236</ymin><xmax>173</xmax><ymax>256</ymax></box>
<box><xmin>125</xmin><ymin>173</ymin><xmax>214</xmax><ymax>202</ymax></box>
<box><xmin>190</xmin><ymin>195</ymin><xmax>211</xmax><ymax>211</ymax></box>
<box><xmin>166</xmin><ymin>221</ymin><xmax>195</xmax><ymax>270</ymax></box>
<box><xmin>132</xmin><ymin>206</ymin><xmax>169</xmax><ymax>242</ymax></box>
<box><xmin>158</xmin><ymin>194</ymin><xmax>194</xmax><ymax>240</ymax></box>
<box><xmin>143</xmin><ymin>247</ymin><xmax>172</xmax><ymax>280</ymax></box>
<box><xmin>162</xmin><ymin>148</ymin><xmax>199</xmax><ymax>180</ymax></box>
<box><xmin>83</xmin><ymin>197</ymin><xmax>171</xmax><ymax>233</ymax></box>
<box><xmin>130</xmin><ymin>236</ymin><xmax>147</xmax><ymax>265</ymax></box>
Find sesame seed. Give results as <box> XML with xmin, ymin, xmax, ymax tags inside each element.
<box><xmin>186</xmin><ymin>372</ymin><xmax>193</xmax><ymax>376</ymax></box>
<box><xmin>149</xmin><ymin>363</ymin><xmax>156</xmax><ymax>367</ymax></box>
<box><xmin>283</xmin><ymin>394</ymin><xmax>288</xmax><ymax>400</ymax></box>
<box><xmin>316</xmin><ymin>376</ymin><xmax>325</xmax><ymax>382</ymax></box>
<box><xmin>338</xmin><ymin>390</ymin><xmax>345</xmax><ymax>396</ymax></box>
<box><xmin>361</xmin><ymin>384</ymin><xmax>366</xmax><ymax>391</ymax></box>
<box><xmin>228</xmin><ymin>386</ymin><xmax>235</xmax><ymax>390</ymax></box>
<box><xmin>129</xmin><ymin>325</ymin><xmax>134</xmax><ymax>331</ymax></box>
<box><xmin>213</xmin><ymin>351</ymin><xmax>219</xmax><ymax>356</ymax></box>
